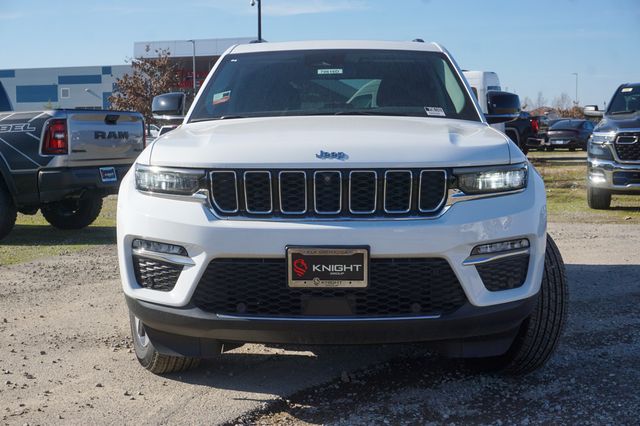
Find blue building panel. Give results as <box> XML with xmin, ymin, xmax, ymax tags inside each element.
<box><xmin>101</xmin><ymin>66</ymin><xmax>112</xmax><ymax>75</ymax></box>
<box><xmin>58</xmin><ymin>75</ymin><xmax>102</xmax><ymax>85</ymax></box>
<box><xmin>0</xmin><ymin>70</ymin><xmax>16</xmax><ymax>78</ymax></box>
<box><xmin>16</xmin><ymin>85</ymin><xmax>59</xmax><ymax>103</ymax></box>
<box><xmin>102</xmin><ymin>92</ymin><xmax>112</xmax><ymax>109</ymax></box>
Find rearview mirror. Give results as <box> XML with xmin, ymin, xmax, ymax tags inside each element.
<box><xmin>583</xmin><ymin>105</ymin><xmax>604</xmax><ymax>118</ymax></box>
<box><xmin>152</xmin><ymin>92</ymin><xmax>186</xmax><ymax>121</ymax></box>
<box><xmin>485</xmin><ymin>91</ymin><xmax>521</xmax><ymax>124</ymax></box>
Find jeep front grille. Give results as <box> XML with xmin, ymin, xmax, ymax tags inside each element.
<box><xmin>209</xmin><ymin>169</ymin><xmax>447</xmax><ymax>218</ymax></box>
<box><xmin>191</xmin><ymin>257</ymin><xmax>467</xmax><ymax>317</ymax></box>
<box><xmin>614</xmin><ymin>132</ymin><xmax>640</xmax><ymax>162</ymax></box>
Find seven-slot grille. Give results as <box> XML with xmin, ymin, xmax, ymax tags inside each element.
<box><xmin>209</xmin><ymin>169</ymin><xmax>447</xmax><ymax>218</ymax></box>
<box><xmin>615</xmin><ymin>132</ymin><xmax>640</xmax><ymax>162</ymax></box>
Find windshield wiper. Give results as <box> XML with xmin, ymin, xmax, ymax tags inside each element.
<box><xmin>333</xmin><ymin>110</ymin><xmax>413</xmax><ymax>117</ymax></box>
<box><xmin>610</xmin><ymin>110</ymin><xmax>637</xmax><ymax>115</ymax></box>
<box><xmin>190</xmin><ymin>115</ymin><xmax>250</xmax><ymax>123</ymax></box>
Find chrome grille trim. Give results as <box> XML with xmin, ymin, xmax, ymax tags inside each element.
<box><xmin>418</xmin><ymin>170</ymin><xmax>448</xmax><ymax>213</ymax></box>
<box><xmin>348</xmin><ymin>170</ymin><xmax>377</xmax><ymax>214</ymax></box>
<box><xmin>313</xmin><ymin>170</ymin><xmax>342</xmax><ymax>214</ymax></box>
<box><xmin>278</xmin><ymin>170</ymin><xmax>307</xmax><ymax>214</ymax></box>
<box><xmin>243</xmin><ymin>171</ymin><xmax>273</xmax><ymax>214</ymax></box>
<box><xmin>383</xmin><ymin>170</ymin><xmax>413</xmax><ymax>214</ymax></box>
<box><xmin>209</xmin><ymin>171</ymin><xmax>239</xmax><ymax>214</ymax></box>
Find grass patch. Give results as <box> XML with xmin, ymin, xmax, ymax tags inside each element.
<box><xmin>532</xmin><ymin>159</ymin><xmax>640</xmax><ymax>223</ymax></box>
<box><xmin>0</xmin><ymin>197</ymin><xmax>117</xmax><ymax>266</ymax></box>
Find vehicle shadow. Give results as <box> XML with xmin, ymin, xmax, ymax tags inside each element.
<box><xmin>1</xmin><ymin>224</ymin><xmax>116</xmax><ymax>246</ymax></box>
<box><xmin>157</xmin><ymin>263</ymin><xmax>640</xmax><ymax>425</ymax></box>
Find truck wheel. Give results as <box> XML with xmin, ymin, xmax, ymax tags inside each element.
<box><xmin>468</xmin><ymin>235</ymin><xmax>568</xmax><ymax>375</ymax></box>
<box><xmin>587</xmin><ymin>187</ymin><xmax>611</xmax><ymax>210</ymax></box>
<box><xmin>129</xmin><ymin>312</ymin><xmax>201</xmax><ymax>375</ymax></box>
<box><xmin>41</xmin><ymin>196</ymin><xmax>103</xmax><ymax>230</ymax></box>
<box><xmin>0</xmin><ymin>184</ymin><xmax>17</xmax><ymax>240</ymax></box>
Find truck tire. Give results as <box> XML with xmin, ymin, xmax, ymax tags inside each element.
<box><xmin>0</xmin><ymin>183</ymin><xmax>17</xmax><ymax>240</ymax></box>
<box><xmin>587</xmin><ymin>187</ymin><xmax>611</xmax><ymax>210</ymax></box>
<box><xmin>41</xmin><ymin>196</ymin><xmax>103</xmax><ymax>230</ymax></box>
<box><xmin>468</xmin><ymin>235</ymin><xmax>568</xmax><ymax>375</ymax></box>
<box><xmin>129</xmin><ymin>312</ymin><xmax>201</xmax><ymax>375</ymax></box>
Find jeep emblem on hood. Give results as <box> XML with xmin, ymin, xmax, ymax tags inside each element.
<box><xmin>316</xmin><ymin>150</ymin><xmax>348</xmax><ymax>160</ymax></box>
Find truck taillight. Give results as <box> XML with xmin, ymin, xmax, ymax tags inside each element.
<box><xmin>531</xmin><ymin>118</ymin><xmax>539</xmax><ymax>134</ymax></box>
<box><xmin>43</xmin><ymin>119</ymin><xmax>68</xmax><ymax>155</ymax></box>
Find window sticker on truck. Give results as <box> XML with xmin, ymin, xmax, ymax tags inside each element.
<box><xmin>621</xmin><ymin>87</ymin><xmax>633</xmax><ymax>93</ymax></box>
<box><xmin>317</xmin><ymin>68</ymin><xmax>343</xmax><ymax>75</ymax></box>
<box><xmin>425</xmin><ymin>107</ymin><xmax>446</xmax><ymax>117</ymax></box>
<box><xmin>213</xmin><ymin>90</ymin><xmax>231</xmax><ymax>105</ymax></box>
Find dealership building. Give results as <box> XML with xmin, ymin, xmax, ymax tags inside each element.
<box><xmin>0</xmin><ymin>37</ymin><xmax>253</xmax><ymax>112</ymax></box>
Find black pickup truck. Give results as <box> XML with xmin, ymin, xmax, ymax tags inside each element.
<box><xmin>504</xmin><ymin>112</ymin><xmax>549</xmax><ymax>153</ymax></box>
<box><xmin>0</xmin><ymin>82</ymin><xmax>145</xmax><ymax>239</ymax></box>
<box><xmin>584</xmin><ymin>82</ymin><xmax>640</xmax><ymax>209</ymax></box>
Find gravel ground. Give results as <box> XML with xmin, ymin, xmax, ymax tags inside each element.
<box><xmin>1</xmin><ymin>222</ymin><xmax>639</xmax><ymax>425</ymax></box>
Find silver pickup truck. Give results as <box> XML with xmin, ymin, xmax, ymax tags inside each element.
<box><xmin>0</xmin><ymin>82</ymin><xmax>145</xmax><ymax>239</ymax></box>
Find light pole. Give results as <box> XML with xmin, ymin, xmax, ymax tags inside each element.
<box><xmin>572</xmin><ymin>72</ymin><xmax>578</xmax><ymax>106</ymax></box>
<box><xmin>250</xmin><ymin>0</ymin><xmax>262</xmax><ymax>42</ymax></box>
<box><xmin>187</xmin><ymin>40</ymin><xmax>196</xmax><ymax>92</ymax></box>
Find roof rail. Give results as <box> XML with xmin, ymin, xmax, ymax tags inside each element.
<box><xmin>412</xmin><ymin>38</ymin><xmax>425</xmax><ymax>43</ymax></box>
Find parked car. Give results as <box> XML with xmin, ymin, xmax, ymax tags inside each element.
<box><xmin>118</xmin><ymin>40</ymin><xmax>567</xmax><ymax>376</ymax></box>
<box><xmin>545</xmin><ymin>119</ymin><xmax>594</xmax><ymax>151</ymax></box>
<box><xmin>584</xmin><ymin>82</ymin><xmax>640</xmax><ymax>209</ymax></box>
<box><xmin>0</xmin><ymin>82</ymin><xmax>145</xmax><ymax>239</ymax></box>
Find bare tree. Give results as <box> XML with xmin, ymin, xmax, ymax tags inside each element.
<box><xmin>109</xmin><ymin>48</ymin><xmax>180</xmax><ymax>133</ymax></box>
<box><xmin>535</xmin><ymin>91</ymin><xmax>547</xmax><ymax>109</ymax></box>
<box><xmin>552</xmin><ymin>92</ymin><xmax>572</xmax><ymax>110</ymax></box>
<box><xmin>522</xmin><ymin>96</ymin><xmax>534</xmax><ymax>111</ymax></box>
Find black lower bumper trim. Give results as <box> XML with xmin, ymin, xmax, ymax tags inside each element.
<box><xmin>38</xmin><ymin>165</ymin><xmax>131</xmax><ymax>202</ymax></box>
<box><xmin>125</xmin><ymin>294</ymin><xmax>538</xmax><ymax>356</ymax></box>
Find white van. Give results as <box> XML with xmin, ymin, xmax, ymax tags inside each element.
<box><xmin>463</xmin><ymin>71</ymin><xmax>504</xmax><ymax>132</ymax></box>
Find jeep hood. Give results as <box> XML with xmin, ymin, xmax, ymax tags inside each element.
<box><xmin>148</xmin><ymin>116</ymin><xmax>516</xmax><ymax>168</ymax></box>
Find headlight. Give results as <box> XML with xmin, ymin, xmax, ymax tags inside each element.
<box><xmin>455</xmin><ymin>163</ymin><xmax>528</xmax><ymax>195</ymax></box>
<box><xmin>590</xmin><ymin>132</ymin><xmax>615</xmax><ymax>145</ymax></box>
<box><xmin>135</xmin><ymin>164</ymin><xmax>205</xmax><ymax>195</ymax></box>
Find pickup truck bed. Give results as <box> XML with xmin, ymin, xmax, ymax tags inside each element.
<box><xmin>0</xmin><ymin>108</ymin><xmax>144</xmax><ymax>238</ymax></box>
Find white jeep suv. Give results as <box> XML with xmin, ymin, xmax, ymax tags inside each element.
<box><xmin>117</xmin><ymin>40</ymin><xmax>567</xmax><ymax>375</ymax></box>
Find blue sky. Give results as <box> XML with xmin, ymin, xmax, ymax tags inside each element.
<box><xmin>1</xmin><ymin>0</ymin><xmax>638</xmax><ymax>107</ymax></box>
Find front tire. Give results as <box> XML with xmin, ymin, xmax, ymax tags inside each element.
<box><xmin>129</xmin><ymin>312</ymin><xmax>200</xmax><ymax>375</ymax></box>
<box><xmin>587</xmin><ymin>187</ymin><xmax>611</xmax><ymax>210</ymax></box>
<box><xmin>41</xmin><ymin>195</ymin><xmax>103</xmax><ymax>230</ymax></box>
<box><xmin>468</xmin><ymin>235</ymin><xmax>568</xmax><ymax>375</ymax></box>
<box><xmin>0</xmin><ymin>183</ymin><xmax>17</xmax><ymax>240</ymax></box>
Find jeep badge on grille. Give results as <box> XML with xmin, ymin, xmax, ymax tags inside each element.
<box><xmin>316</xmin><ymin>150</ymin><xmax>348</xmax><ymax>160</ymax></box>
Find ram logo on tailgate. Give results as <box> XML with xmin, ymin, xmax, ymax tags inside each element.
<box><xmin>95</xmin><ymin>131</ymin><xmax>129</xmax><ymax>140</ymax></box>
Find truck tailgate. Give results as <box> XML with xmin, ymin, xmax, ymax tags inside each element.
<box><xmin>66</xmin><ymin>111</ymin><xmax>144</xmax><ymax>162</ymax></box>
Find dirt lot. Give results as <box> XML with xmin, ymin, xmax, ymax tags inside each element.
<box><xmin>1</xmin><ymin>219</ymin><xmax>639</xmax><ymax>425</ymax></box>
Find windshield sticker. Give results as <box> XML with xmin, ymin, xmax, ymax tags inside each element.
<box><xmin>213</xmin><ymin>90</ymin><xmax>231</xmax><ymax>105</ymax></box>
<box><xmin>317</xmin><ymin>68</ymin><xmax>343</xmax><ymax>75</ymax></box>
<box><xmin>621</xmin><ymin>87</ymin><xmax>633</xmax><ymax>93</ymax></box>
<box><xmin>425</xmin><ymin>107</ymin><xmax>446</xmax><ymax>117</ymax></box>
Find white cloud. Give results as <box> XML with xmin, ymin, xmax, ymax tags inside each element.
<box><xmin>263</xmin><ymin>0</ymin><xmax>367</xmax><ymax>16</ymax></box>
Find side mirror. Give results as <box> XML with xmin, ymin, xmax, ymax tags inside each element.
<box><xmin>583</xmin><ymin>105</ymin><xmax>604</xmax><ymax>118</ymax></box>
<box><xmin>152</xmin><ymin>92</ymin><xmax>186</xmax><ymax>121</ymax></box>
<box><xmin>485</xmin><ymin>91</ymin><xmax>521</xmax><ymax>124</ymax></box>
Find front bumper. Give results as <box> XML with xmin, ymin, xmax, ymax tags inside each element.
<box><xmin>38</xmin><ymin>165</ymin><xmax>131</xmax><ymax>203</ymax></box>
<box><xmin>588</xmin><ymin>158</ymin><xmax>640</xmax><ymax>193</ymax></box>
<box><xmin>126</xmin><ymin>294</ymin><xmax>537</xmax><ymax>355</ymax></box>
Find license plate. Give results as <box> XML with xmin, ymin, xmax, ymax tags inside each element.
<box><xmin>552</xmin><ymin>140</ymin><xmax>567</xmax><ymax>145</ymax></box>
<box><xmin>287</xmin><ymin>247</ymin><xmax>369</xmax><ymax>288</ymax></box>
<box><xmin>99</xmin><ymin>167</ymin><xmax>117</xmax><ymax>183</ymax></box>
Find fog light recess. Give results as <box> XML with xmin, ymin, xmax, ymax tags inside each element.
<box><xmin>132</xmin><ymin>239</ymin><xmax>188</xmax><ymax>257</ymax></box>
<box><xmin>471</xmin><ymin>238</ymin><xmax>529</xmax><ymax>256</ymax></box>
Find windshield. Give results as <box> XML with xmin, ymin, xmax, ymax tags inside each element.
<box><xmin>608</xmin><ymin>84</ymin><xmax>640</xmax><ymax>115</ymax></box>
<box><xmin>550</xmin><ymin>120</ymin><xmax>584</xmax><ymax>130</ymax></box>
<box><xmin>189</xmin><ymin>49</ymin><xmax>480</xmax><ymax>122</ymax></box>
